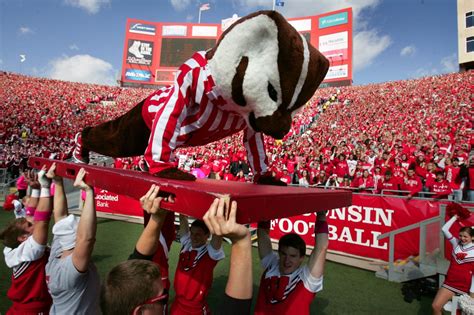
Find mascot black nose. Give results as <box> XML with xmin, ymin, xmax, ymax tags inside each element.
<box><xmin>249</xmin><ymin>110</ymin><xmax>291</xmax><ymax>139</ymax></box>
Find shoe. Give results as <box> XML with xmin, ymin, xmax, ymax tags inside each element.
<box><xmin>154</xmin><ymin>167</ymin><xmax>196</xmax><ymax>181</ymax></box>
<box><xmin>72</xmin><ymin>132</ymin><xmax>89</xmax><ymax>164</ymax></box>
<box><xmin>139</xmin><ymin>158</ymin><xmax>149</xmax><ymax>172</ymax></box>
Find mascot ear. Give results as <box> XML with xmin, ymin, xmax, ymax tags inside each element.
<box><xmin>291</xmin><ymin>44</ymin><xmax>329</xmax><ymax>110</ymax></box>
<box><xmin>207</xmin><ymin>10</ymin><xmax>329</xmax><ymax>140</ymax></box>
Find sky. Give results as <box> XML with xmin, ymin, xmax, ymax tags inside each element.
<box><xmin>0</xmin><ymin>0</ymin><xmax>459</xmax><ymax>86</ymax></box>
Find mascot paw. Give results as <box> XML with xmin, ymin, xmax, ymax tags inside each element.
<box><xmin>72</xmin><ymin>132</ymin><xmax>90</xmax><ymax>164</ymax></box>
<box><xmin>255</xmin><ymin>174</ymin><xmax>287</xmax><ymax>186</ymax></box>
<box><xmin>154</xmin><ymin>168</ymin><xmax>196</xmax><ymax>181</ymax></box>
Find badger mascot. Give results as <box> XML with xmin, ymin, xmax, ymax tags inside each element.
<box><xmin>73</xmin><ymin>10</ymin><xmax>329</xmax><ymax>184</ymax></box>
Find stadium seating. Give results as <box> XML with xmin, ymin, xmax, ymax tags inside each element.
<box><xmin>1</xmin><ymin>70</ymin><xmax>472</xmax><ymax>198</ymax></box>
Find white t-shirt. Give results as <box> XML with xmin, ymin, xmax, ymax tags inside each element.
<box><xmin>261</xmin><ymin>252</ymin><xmax>323</xmax><ymax>294</ymax></box>
<box><xmin>4</xmin><ymin>236</ymin><xmax>46</xmax><ymax>270</ymax></box>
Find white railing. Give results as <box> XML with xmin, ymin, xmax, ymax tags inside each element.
<box><xmin>376</xmin><ymin>204</ymin><xmax>474</xmax><ymax>282</ymax></box>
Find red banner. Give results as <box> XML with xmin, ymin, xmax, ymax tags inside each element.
<box><xmin>94</xmin><ymin>188</ymin><xmax>142</xmax><ymax>217</ymax></box>
<box><xmin>269</xmin><ymin>195</ymin><xmax>459</xmax><ymax>261</ymax></box>
<box><xmin>92</xmin><ymin>188</ymin><xmax>473</xmax><ymax>262</ymax></box>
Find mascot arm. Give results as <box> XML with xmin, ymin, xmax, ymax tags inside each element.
<box><xmin>243</xmin><ymin>128</ymin><xmax>268</xmax><ymax>176</ymax></box>
<box><xmin>145</xmin><ymin>72</ymin><xmax>195</xmax><ymax>175</ymax></box>
<box><xmin>243</xmin><ymin>128</ymin><xmax>285</xmax><ymax>186</ymax></box>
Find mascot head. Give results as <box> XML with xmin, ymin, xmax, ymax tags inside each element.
<box><xmin>207</xmin><ymin>10</ymin><xmax>329</xmax><ymax>139</ymax></box>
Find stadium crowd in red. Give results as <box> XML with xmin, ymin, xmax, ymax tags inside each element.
<box><xmin>176</xmin><ymin>71</ymin><xmax>474</xmax><ymax>200</ymax></box>
<box><xmin>0</xmin><ymin>71</ymin><xmax>150</xmax><ymax>174</ymax></box>
<box><xmin>1</xmin><ymin>70</ymin><xmax>473</xmax><ymax>200</ymax></box>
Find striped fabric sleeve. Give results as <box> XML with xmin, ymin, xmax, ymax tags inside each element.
<box><xmin>145</xmin><ymin>52</ymin><xmax>210</xmax><ymax>175</ymax></box>
<box><xmin>243</xmin><ymin>128</ymin><xmax>268</xmax><ymax>176</ymax></box>
<box><xmin>4</xmin><ymin>236</ymin><xmax>46</xmax><ymax>269</ymax></box>
<box><xmin>145</xmin><ymin>65</ymin><xmax>195</xmax><ymax>172</ymax></box>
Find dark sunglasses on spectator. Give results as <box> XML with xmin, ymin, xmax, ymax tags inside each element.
<box><xmin>132</xmin><ymin>289</ymin><xmax>168</xmax><ymax>315</ymax></box>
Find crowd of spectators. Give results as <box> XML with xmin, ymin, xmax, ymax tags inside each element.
<box><xmin>0</xmin><ymin>72</ymin><xmax>150</xmax><ymax>176</ymax></box>
<box><xmin>176</xmin><ymin>71</ymin><xmax>473</xmax><ymax>200</ymax></box>
<box><xmin>1</xmin><ymin>70</ymin><xmax>473</xmax><ymax>200</ymax></box>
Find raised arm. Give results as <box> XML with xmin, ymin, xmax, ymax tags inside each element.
<box><xmin>210</xmin><ymin>233</ymin><xmax>223</xmax><ymax>251</ymax></box>
<box><xmin>471</xmin><ymin>275</ymin><xmax>474</xmax><ymax>298</ymax></box>
<box><xmin>143</xmin><ymin>58</ymin><xmax>197</xmax><ymax>175</ymax></box>
<box><xmin>179</xmin><ymin>214</ymin><xmax>189</xmax><ymax>236</ymax></box>
<box><xmin>441</xmin><ymin>215</ymin><xmax>458</xmax><ymax>247</ymax></box>
<box><xmin>71</xmin><ymin>168</ymin><xmax>96</xmax><ymax>273</ymax></box>
<box><xmin>307</xmin><ymin>211</ymin><xmax>329</xmax><ymax>278</ymax></box>
<box><xmin>25</xmin><ymin>170</ymin><xmax>40</xmax><ymax>214</ymax></box>
<box><xmin>32</xmin><ymin>166</ymin><xmax>54</xmax><ymax>246</ymax></box>
<box><xmin>135</xmin><ymin>185</ymin><xmax>168</xmax><ymax>256</ymax></box>
<box><xmin>45</xmin><ymin>163</ymin><xmax>69</xmax><ymax>223</ymax></box>
<box><xmin>203</xmin><ymin>198</ymin><xmax>252</xmax><ymax>300</ymax></box>
<box><xmin>257</xmin><ymin>221</ymin><xmax>273</xmax><ymax>260</ymax></box>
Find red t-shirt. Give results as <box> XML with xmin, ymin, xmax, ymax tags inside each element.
<box><xmin>200</xmin><ymin>163</ymin><xmax>212</xmax><ymax>177</ymax></box>
<box><xmin>353</xmin><ymin>176</ymin><xmax>375</xmax><ymax>190</ymax></box>
<box><xmin>286</xmin><ymin>160</ymin><xmax>296</xmax><ymax>174</ymax></box>
<box><xmin>211</xmin><ymin>159</ymin><xmax>223</xmax><ymax>173</ymax></box>
<box><xmin>255</xmin><ymin>253</ymin><xmax>322</xmax><ymax>315</ymax></box>
<box><xmin>279</xmin><ymin>174</ymin><xmax>292</xmax><ymax>184</ymax></box>
<box><xmin>445</xmin><ymin>166</ymin><xmax>461</xmax><ymax>189</ymax></box>
<box><xmin>171</xmin><ymin>233</ymin><xmax>224</xmax><ymax>314</ymax></box>
<box><xmin>429</xmin><ymin>179</ymin><xmax>453</xmax><ymax>199</ymax></box>
<box><xmin>5</xmin><ymin>238</ymin><xmax>52</xmax><ymax>313</ymax></box>
<box><xmin>334</xmin><ymin>160</ymin><xmax>349</xmax><ymax>177</ymax></box>
<box><xmin>401</xmin><ymin>175</ymin><xmax>423</xmax><ymax>196</ymax></box>
<box><xmin>377</xmin><ymin>177</ymin><xmax>399</xmax><ymax>195</ymax></box>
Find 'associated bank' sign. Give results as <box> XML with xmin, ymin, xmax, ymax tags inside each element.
<box><xmin>319</xmin><ymin>12</ymin><xmax>348</xmax><ymax>29</ymax></box>
<box><xmin>125</xmin><ymin>69</ymin><xmax>151</xmax><ymax>82</ymax></box>
<box><xmin>94</xmin><ymin>188</ymin><xmax>142</xmax><ymax>216</ymax></box>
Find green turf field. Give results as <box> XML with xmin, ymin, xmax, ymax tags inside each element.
<box><xmin>0</xmin><ymin>209</ymin><xmax>433</xmax><ymax>314</ymax></box>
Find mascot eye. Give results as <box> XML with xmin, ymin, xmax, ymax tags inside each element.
<box><xmin>267</xmin><ymin>82</ymin><xmax>278</xmax><ymax>102</ymax></box>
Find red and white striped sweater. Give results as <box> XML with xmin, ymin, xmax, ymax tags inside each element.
<box><xmin>143</xmin><ymin>51</ymin><xmax>268</xmax><ymax>176</ymax></box>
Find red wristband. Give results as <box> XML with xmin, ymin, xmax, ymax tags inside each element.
<box><xmin>314</xmin><ymin>220</ymin><xmax>328</xmax><ymax>234</ymax></box>
<box><xmin>34</xmin><ymin>211</ymin><xmax>52</xmax><ymax>222</ymax></box>
<box><xmin>258</xmin><ymin>221</ymin><xmax>271</xmax><ymax>229</ymax></box>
